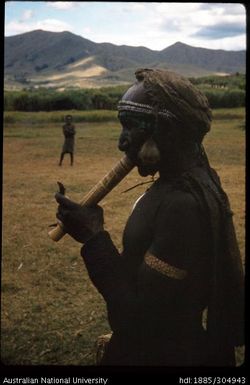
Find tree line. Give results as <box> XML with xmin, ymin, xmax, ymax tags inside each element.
<box><xmin>4</xmin><ymin>74</ymin><xmax>245</xmax><ymax>112</ymax></box>
<box><xmin>4</xmin><ymin>85</ymin><xmax>128</xmax><ymax>112</ymax></box>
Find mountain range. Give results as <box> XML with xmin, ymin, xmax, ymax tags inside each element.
<box><xmin>4</xmin><ymin>29</ymin><xmax>246</xmax><ymax>90</ymax></box>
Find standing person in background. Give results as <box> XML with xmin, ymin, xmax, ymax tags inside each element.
<box><xmin>59</xmin><ymin>114</ymin><xmax>76</xmax><ymax>166</ymax></box>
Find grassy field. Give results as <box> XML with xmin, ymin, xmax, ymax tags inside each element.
<box><xmin>2</xmin><ymin>108</ymin><xmax>245</xmax><ymax>366</ymax></box>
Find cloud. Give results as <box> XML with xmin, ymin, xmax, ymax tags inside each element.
<box><xmin>193</xmin><ymin>21</ymin><xmax>246</xmax><ymax>39</ymax></box>
<box><xmin>36</xmin><ymin>18</ymin><xmax>71</xmax><ymax>31</ymax></box>
<box><xmin>122</xmin><ymin>3</ymin><xmax>146</xmax><ymax>12</ymax></box>
<box><xmin>199</xmin><ymin>3</ymin><xmax>245</xmax><ymax>15</ymax></box>
<box><xmin>4</xmin><ymin>2</ymin><xmax>246</xmax><ymax>51</ymax></box>
<box><xmin>82</xmin><ymin>27</ymin><xmax>92</xmax><ymax>34</ymax></box>
<box><xmin>47</xmin><ymin>2</ymin><xmax>80</xmax><ymax>10</ymax></box>
<box><xmin>5</xmin><ymin>18</ymin><xmax>71</xmax><ymax>36</ymax></box>
<box><xmin>21</xmin><ymin>10</ymin><xmax>34</xmax><ymax>21</ymax></box>
<box><xmin>150</xmin><ymin>3</ymin><xmax>246</xmax><ymax>49</ymax></box>
<box><xmin>159</xmin><ymin>18</ymin><xmax>185</xmax><ymax>33</ymax></box>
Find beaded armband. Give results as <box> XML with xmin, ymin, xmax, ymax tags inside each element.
<box><xmin>144</xmin><ymin>252</ymin><xmax>187</xmax><ymax>280</ymax></box>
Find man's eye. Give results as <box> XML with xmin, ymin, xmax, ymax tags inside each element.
<box><xmin>122</xmin><ymin>124</ymin><xmax>131</xmax><ymax>132</ymax></box>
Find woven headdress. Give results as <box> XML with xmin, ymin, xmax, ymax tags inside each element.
<box><xmin>118</xmin><ymin>68</ymin><xmax>212</xmax><ymax>142</ymax></box>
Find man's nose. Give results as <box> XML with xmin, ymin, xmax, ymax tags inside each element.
<box><xmin>118</xmin><ymin>133</ymin><xmax>130</xmax><ymax>151</ymax></box>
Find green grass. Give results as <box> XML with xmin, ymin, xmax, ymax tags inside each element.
<box><xmin>3</xmin><ymin>109</ymin><xmax>118</xmax><ymax>125</ymax></box>
<box><xmin>211</xmin><ymin>107</ymin><xmax>246</xmax><ymax>121</ymax></box>
<box><xmin>4</xmin><ymin>107</ymin><xmax>246</xmax><ymax>125</ymax></box>
<box><xmin>2</xmin><ymin>108</ymin><xmax>245</xmax><ymax>366</ymax></box>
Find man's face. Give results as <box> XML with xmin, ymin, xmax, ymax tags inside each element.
<box><xmin>118</xmin><ymin>112</ymin><xmax>159</xmax><ymax>176</ymax></box>
<box><xmin>66</xmin><ymin>116</ymin><xmax>72</xmax><ymax>123</ymax></box>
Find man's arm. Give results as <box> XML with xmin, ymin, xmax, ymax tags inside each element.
<box><xmin>81</xmin><ymin>191</ymin><xmax>207</xmax><ymax>333</ymax></box>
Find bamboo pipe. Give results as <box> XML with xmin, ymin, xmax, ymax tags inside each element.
<box><xmin>48</xmin><ymin>155</ymin><xmax>134</xmax><ymax>242</ymax></box>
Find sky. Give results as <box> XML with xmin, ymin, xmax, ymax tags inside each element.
<box><xmin>4</xmin><ymin>1</ymin><xmax>246</xmax><ymax>51</ymax></box>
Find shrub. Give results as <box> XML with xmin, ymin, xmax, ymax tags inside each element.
<box><xmin>203</xmin><ymin>89</ymin><xmax>245</xmax><ymax>109</ymax></box>
<box><xmin>4</xmin><ymin>76</ymin><xmax>245</xmax><ymax>112</ymax></box>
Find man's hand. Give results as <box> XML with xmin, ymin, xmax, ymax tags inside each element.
<box><xmin>55</xmin><ymin>193</ymin><xmax>104</xmax><ymax>243</ymax></box>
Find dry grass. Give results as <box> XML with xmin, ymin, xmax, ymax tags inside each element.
<box><xmin>1</xmin><ymin>110</ymin><xmax>245</xmax><ymax>366</ymax></box>
<box><xmin>41</xmin><ymin>66</ymin><xmax>107</xmax><ymax>81</ymax></box>
<box><xmin>30</xmin><ymin>56</ymin><xmax>108</xmax><ymax>89</ymax></box>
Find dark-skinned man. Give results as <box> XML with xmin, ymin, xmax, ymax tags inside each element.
<box><xmin>55</xmin><ymin>68</ymin><xmax>244</xmax><ymax>366</ymax></box>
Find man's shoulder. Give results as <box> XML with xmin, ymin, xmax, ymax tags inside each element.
<box><xmin>165</xmin><ymin>188</ymin><xmax>199</xmax><ymax>212</ymax></box>
<box><xmin>149</xmin><ymin>184</ymin><xmax>198</xmax><ymax>224</ymax></box>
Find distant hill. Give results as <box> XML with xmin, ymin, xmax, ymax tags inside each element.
<box><xmin>4</xmin><ymin>30</ymin><xmax>246</xmax><ymax>90</ymax></box>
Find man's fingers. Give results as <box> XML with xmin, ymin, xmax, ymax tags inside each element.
<box><xmin>57</xmin><ymin>181</ymin><xmax>66</xmax><ymax>195</ymax></box>
<box><xmin>56</xmin><ymin>210</ymin><xmax>64</xmax><ymax>221</ymax></box>
<box><xmin>55</xmin><ymin>192</ymin><xmax>79</xmax><ymax>209</ymax></box>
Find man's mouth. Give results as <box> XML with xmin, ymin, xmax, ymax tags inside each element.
<box><xmin>124</xmin><ymin>149</ymin><xmax>140</xmax><ymax>163</ymax></box>
<box><xmin>138</xmin><ymin>164</ymin><xmax>157</xmax><ymax>177</ymax></box>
